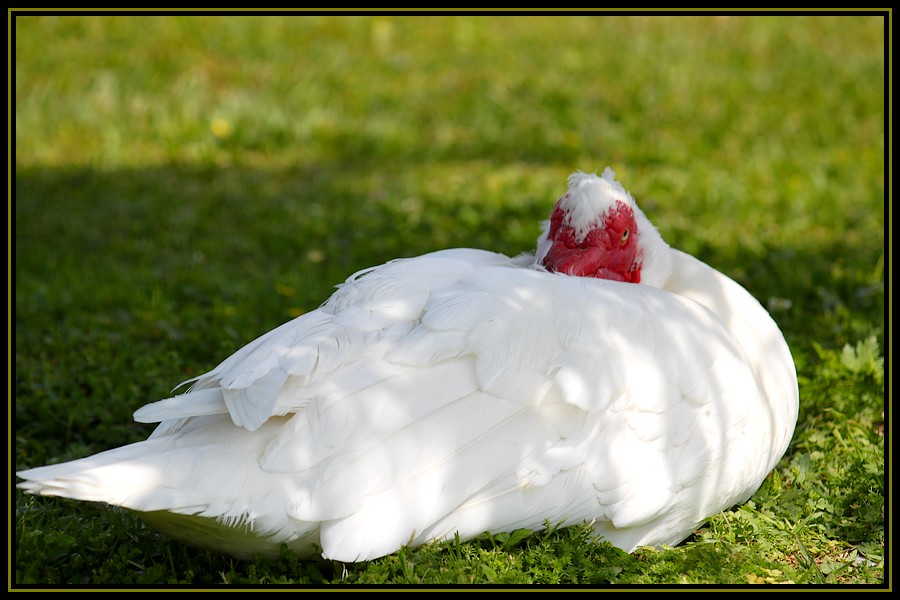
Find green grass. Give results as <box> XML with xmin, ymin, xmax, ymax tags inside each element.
<box><xmin>13</xmin><ymin>13</ymin><xmax>885</xmax><ymax>587</ymax></box>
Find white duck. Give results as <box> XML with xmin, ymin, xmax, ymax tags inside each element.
<box><xmin>17</xmin><ymin>169</ymin><xmax>799</xmax><ymax>563</ymax></box>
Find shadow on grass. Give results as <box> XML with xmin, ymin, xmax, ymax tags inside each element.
<box><xmin>15</xmin><ymin>160</ymin><xmax>883</xmax><ymax>450</ymax></box>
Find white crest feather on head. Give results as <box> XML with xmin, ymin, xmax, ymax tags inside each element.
<box><xmin>561</xmin><ymin>168</ymin><xmax>636</xmax><ymax>241</ymax></box>
<box><xmin>535</xmin><ymin>168</ymin><xmax>672</xmax><ymax>288</ymax></box>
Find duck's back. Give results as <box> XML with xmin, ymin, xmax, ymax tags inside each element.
<box><xmin>19</xmin><ymin>247</ymin><xmax>792</xmax><ymax>562</ymax></box>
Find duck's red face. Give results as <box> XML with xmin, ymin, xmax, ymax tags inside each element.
<box><xmin>541</xmin><ymin>199</ymin><xmax>642</xmax><ymax>283</ymax></box>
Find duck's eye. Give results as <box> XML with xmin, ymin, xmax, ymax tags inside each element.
<box><xmin>620</xmin><ymin>229</ymin><xmax>629</xmax><ymax>246</ymax></box>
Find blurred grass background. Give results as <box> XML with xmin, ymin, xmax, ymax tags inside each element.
<box><xmin>13</xmin><ymin>14</ymin><xmax>885</xmax><ymax>586</ymax></box>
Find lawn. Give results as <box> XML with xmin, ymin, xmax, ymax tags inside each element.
<box><xmin>12</xmin><ymin>13</ymin><xmax>885</xmax><ymax>587</ymax></box>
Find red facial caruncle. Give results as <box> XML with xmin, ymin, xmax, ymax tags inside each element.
<box><xmin>541</xmin><ymin>197</ymin><xmax>642</xmax><ymax>283</ymax></box>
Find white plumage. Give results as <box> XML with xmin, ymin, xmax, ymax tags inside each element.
<box><xmin>17</xmin><ymin>169</ymin><xmax>799</xmax><ymax>563</ymax></box>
